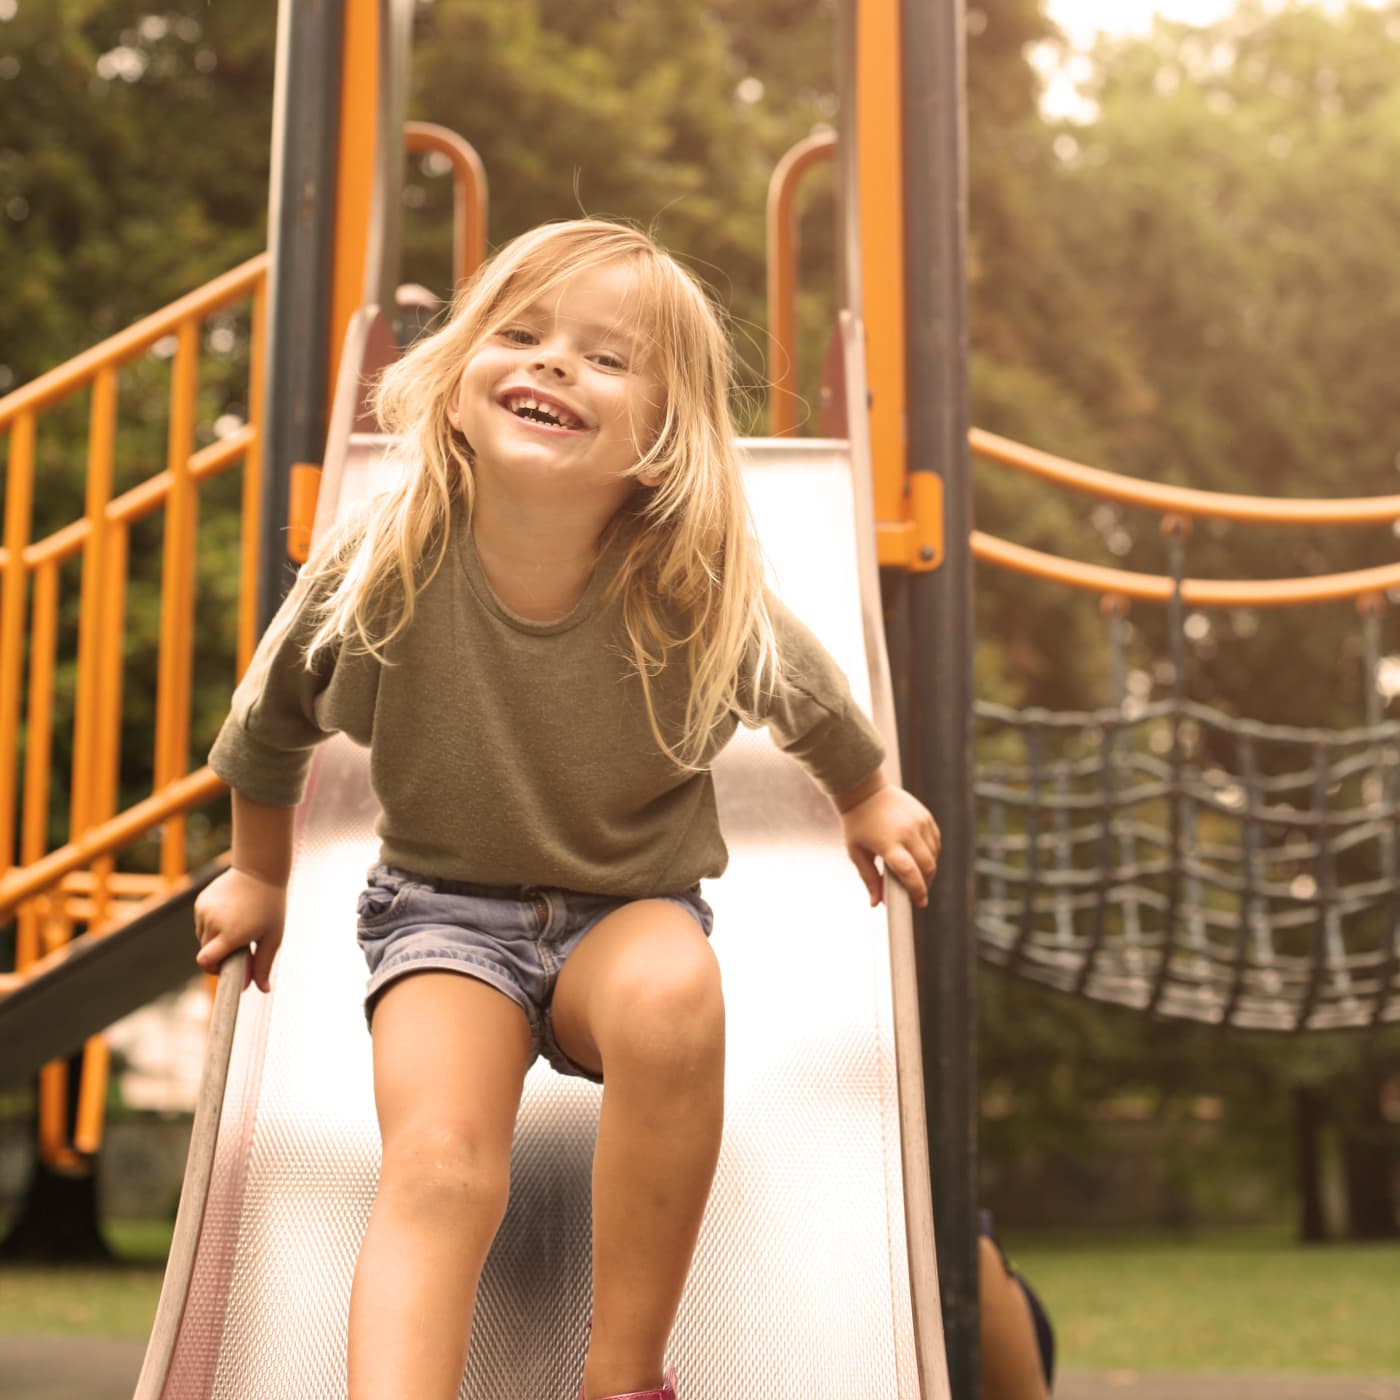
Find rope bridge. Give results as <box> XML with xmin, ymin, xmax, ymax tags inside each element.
<box><xmin>970</xmin><ymin>465</ymin><xmax>1400</xmax><ymax>1034</ymax></box>
<box><xmin>976</xmin><ymin>696</ymin><xmax>1398</xmax><ymax>1032</ymax></box>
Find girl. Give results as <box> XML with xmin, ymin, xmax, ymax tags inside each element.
<box><xmin>193</xmin><ymin>218</ymin><xmax>940</xmax><ymax>1400</ymax></box>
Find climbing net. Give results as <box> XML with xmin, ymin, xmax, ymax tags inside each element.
<box><xmin>970</xmin><ymin>441</ymin><xmax>1400</xmax><ymax>1033</ymax></box>
<box><xmin>976</xmin><ymin>694</ymin><xmax>1399</xmax><ymax>1032</ymax></box>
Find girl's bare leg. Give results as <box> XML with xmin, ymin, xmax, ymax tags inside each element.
<box><xmin>979</xmin><ymin>1237</ymin><xmax>1051</xmax><ymax>1400</ymax></box>
<box><xmin>551</xmin><ymin>901</ymin><xmax>725</xmax><ymax>1399</ymax></box>
<box><xmin>348</xmin><ymin>972</ymin><xmax>533</xmax><ymax>1400</ymax></box>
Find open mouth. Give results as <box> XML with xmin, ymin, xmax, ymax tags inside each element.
<box><xmin>499</xmin><ymin>392</ymin><xmax>588</xmax><ymax>432</ymax></box>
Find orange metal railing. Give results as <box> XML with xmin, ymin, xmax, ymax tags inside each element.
<box><xmin>0</xmin><ymin>256</ymin><xmax>268</xmax><ymax>1167</ymax></box>
<box><xmin>0</xmin><ymin>256</ymin><xmax>269</xmax><ymax>912</ymax></box>
<box><xmin>766</xmin><ymin>133</ymin><xmax>1400</xmax><ymax>608</ymax></box>
<box><xmin>766</xmin><ymin>134</ymin><xmax>943</xmax><ymax>571</ymax></box>
<box><xmin>767</xmin><ymin>131</ymin><xmax>836</xmax><ymax>439</ymax></box>
<box><xmin>405</xmin><ymin>120</ymin><xmax>488</xmax><ymax>290</ymax></box>
<box><xmin>1</xmin><ymin>124</ymin><xmax>486</xmax><ymax>1171</ymax></box>
<box><xmin>967</xmin><ymin>431</ymin><xmax>1400</xmax><ymax>609</ymax></box>
<box><xmin>970</xmin><ymin>427</ymin><xmax>1400</xmax><ymax>528</ymax></box>
<box><xmin>286</xmin><ymin>122</ymin><xmax>489</xmax><ymax>561</ymax></box>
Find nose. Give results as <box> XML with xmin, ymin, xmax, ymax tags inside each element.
<box><xmin>530</xmin><ymin>335</ymin><xmax>572</xmax><ymax>380</ymax></box>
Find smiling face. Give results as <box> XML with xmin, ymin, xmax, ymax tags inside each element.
<box><xmin>449</xmin><ymin>260</ymin><xmax>667</xmax><ymax>519</ymax></box>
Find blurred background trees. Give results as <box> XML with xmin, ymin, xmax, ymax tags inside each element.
<box><xmin>3</xmin><ymin>0</ymin><xmax>1397</xmax><ymax>1238</ymax></box>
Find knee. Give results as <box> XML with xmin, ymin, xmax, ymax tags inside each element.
<box><xmin>378</xmin><ymin>1125</ymin><xmax>511</xmax><ymax>1229</ymax></box>
<box><xmin>600</xmin><ymin>937</ymin><xmax>725</xmax><ymax>1079</ymax></box>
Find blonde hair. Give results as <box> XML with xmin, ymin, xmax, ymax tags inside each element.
<box><xmin>305</xmin><ymin>217</ymin><xmax>779</xmax><ymax>769</ymax></box>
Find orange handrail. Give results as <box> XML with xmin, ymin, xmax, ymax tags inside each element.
<box><xmin>405</xmin><ymin>121</ymin><xmax>488</xmax><ymax>292</ymax></box>
<box><xmin>287</xmin><ymin>124</ymin><xmax>487</xmax><ymax>559</ymax></box>
<box><xmin>766</xmin><ymin>132</ymin><xmax>836</xmax><ymax>437</ymax></box>
<box><xmin>0</xmin><ymin>410</ymin><xmax>36</xmax><ymax>885</ymax></box>
<box><xmin>1</xmin><ymin>121</ymin><xmax>482</xmax><ymax>1170</ymax></box>
<box><xmin>0</xmin><ymin>768</ymin><xmax>226</xmax><ymax>920</ymax></box>
<box><xmin>0</xmin><ymin>256</ymin><xmax>266</xmax><ymax>1167</ymax></box>
<box><xmin>0</xmin><ymin>257</ymin><xmax>270</xmax><ymax>429</ymax></box>
<box><xmin>763</xmin><ymin>132</ymin><xmax>1400</xmax><ymax>608</ymax></box>
<box><xmin>0</xmin><ymin>260</ymin><xmax>266</xmax><ymax>889</ymax></box>
<box><xmin>971</xmin><ymin>428</ymin><xmax>1400</xmax><ymax>527</ymax></box>
<box><xmin>971</xmin><ymin>532</ymin><xmax>1400</xmax><ymax>609</ymax></box>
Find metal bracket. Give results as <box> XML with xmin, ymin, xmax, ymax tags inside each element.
<box><xmin>876</xmin><ymin>470</ymin><xmax>944</xmax><ymax>571</ymax></box>
<box><xmin>287</xmin><ymin>462</ymin><xmax>323</xmax><ymax>563</ymax></box>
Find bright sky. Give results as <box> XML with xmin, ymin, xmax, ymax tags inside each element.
<box><xmin>1045</xmin><ymin>0</ymin><xmax>1237</xmax><ymax>48</ymax></box>
<box><xmin>1039</xmin><ymin>0</ymin><xmax>1239</xmax><ymax>118</ymax></box>
<box><xmin>1038</xmin><ymin>0</ymin><xmax>1378</xmax><ymax>118</ymax></box>
<box><xmin>1046</xmin><ymin>0</ymin><xmax>1384</xmax><ymax>45</ymax></box>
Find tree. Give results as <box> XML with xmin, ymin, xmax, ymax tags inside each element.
<box><xmin>1043</xmin><ymin>1</ymin><xmax>1400</xmax><ymax>727</ymax></box>
<box><xmin>0</xmin><ymin>0</ymin><xmax>272</xmax><ymax>391</ymax></box>
<box><xmin>974</xmin><ymin>0</ymin><xmax>1400</xmax><ymax>1240</ymax></box>
<box><xmin>406</xmin><ymin>0</ymin><xmax>850</xmax><ymax>433</ymax></box>
<box><xmin>1</xmin><ymin>0</ymin><xmax>274</xmax><ymax>1263</ymax></box>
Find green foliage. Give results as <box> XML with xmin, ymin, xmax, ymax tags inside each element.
<box><xmin>0</xmin><ymin>1</ymin><xmax>273</xmax><ymax>386</ymax></box>
<box><xmin>0</xmin><ymin>1260</ymin><xmax>163</xmax><ymax>1336</ymax></box>
<box><xmin>965</xmin><ymin>1</ymin><xmax>1152</xmax><ymax>715</ymax></box>
<box><xmin>1</xmin><ymin>1</ymin><xmax>273</xmax><ymax>862</ymax></box>
<box><xmin>1035</xmin><ymin>1</ymin><xmax>1400</xmax><ymax>730</ymax></box>
<box><xmin>406</xmin><ymin>0</ymin><xmax>843</xmax><ymax>428</ymax></box>
<box><xmin>964</xmin><ymin>0</ymin><xmax>1400</xmax><ymax>1232</ymax></box>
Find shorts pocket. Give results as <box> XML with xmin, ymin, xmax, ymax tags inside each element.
<box><xmin>356</xmin><ymin>868</ymin><xmax>419</xmax><ymax>929</ymax></box>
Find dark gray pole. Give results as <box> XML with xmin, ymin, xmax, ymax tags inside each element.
<box><xmin>901</xmin><ymin>0</ymin><xmax>978</xmax><ymax>1395</ymax></box>
<box><xmin>257</xmin><ymin>0</ymin><xmax>345</xmax><ymax>629</ymax></box>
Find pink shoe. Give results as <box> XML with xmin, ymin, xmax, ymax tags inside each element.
<box><xmin>578</xmin><ymin>1366</ymin><xmax>678</xmax><ymax>1400</ymax></box>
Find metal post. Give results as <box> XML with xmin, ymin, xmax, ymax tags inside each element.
<box><xmin>364</xmin><ymin>0</ymin><xmax>415</xmax><ymax>315</ymax></box>
<box><xmin>258</xmin><ymin>0</ymin><xmax>345</xmax><ymax>628</ymax></box>
<box><xmin>901</xmin><ymin>0</ymin><xmax>978</xmax><ymax>1394</ymax></box>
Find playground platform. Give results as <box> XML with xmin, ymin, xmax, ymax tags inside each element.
<box><xmin>1</xmin><ymin>1337</ymin><xmax>1397</xmax><ymax>1400</ymax></box>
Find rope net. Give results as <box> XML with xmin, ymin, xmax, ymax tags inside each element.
<box><xmin>974</xmin><ymin>532</ymin><xmax>1400</xmax><ymax>1033</ymax></box>
<box><xmin>976</xmin><ymin>697</ymin><xmax>1400</xmax><ymax>1032</ymax></box>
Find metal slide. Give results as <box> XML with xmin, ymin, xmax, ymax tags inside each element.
<box><xmin>136</xmin><ymin>310</ymin><xmax>948</xmax><ymax>1400</ymax></box>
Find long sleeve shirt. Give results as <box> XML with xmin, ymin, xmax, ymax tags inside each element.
<box><xmin>209</xmin><ymin>508</ymin><xmax>885</xmax><ymax>896</ymax></box>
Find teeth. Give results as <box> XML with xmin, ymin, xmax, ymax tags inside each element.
<box><xmin>505</xmin><ymin>394</ymin><xmax>581</xmax><ymax>429</ymax></box>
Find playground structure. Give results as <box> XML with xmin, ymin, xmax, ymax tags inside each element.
<box><xmin>1</xmin><ymin>0</ymin><xmax>1399</xmax><ymax>1395</ymax></box>
<box><xmin>770</xmin><ymin>134</ymin><xmax>1400</xmax><ymax>1037</ymax></box>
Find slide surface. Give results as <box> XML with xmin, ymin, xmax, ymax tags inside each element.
<box><xmin>139</xmin><ymin>337</ymin><xmax>945</xmax><ymax>1396</ymax></box>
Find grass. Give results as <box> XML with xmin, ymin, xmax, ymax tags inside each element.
<box><xmin>2</xmin><ymin>1221</ymin><xmax>1398</xmax><ymax>1374</ymax></box>
<box><xmin>1004</xmin><ymin>1226</ymin><xmax>1400</xmax><ymax>1374</ymax></box>
<box><xmin>0</xmin><ymin>1220</ymin><xmax>171</xmax><ymax>1339</ymax></box>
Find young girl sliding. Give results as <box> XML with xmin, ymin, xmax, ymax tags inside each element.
<box><xmin>193</xmin><ymin>218</ymin><xmax>940</xmax><ymax>1400</ymax></box>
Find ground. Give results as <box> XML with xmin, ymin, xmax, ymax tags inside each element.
<box><xmin>1</xmin><ymin>1337</ymin><xmax>1397</xmax><ymax>1399</ymax></box>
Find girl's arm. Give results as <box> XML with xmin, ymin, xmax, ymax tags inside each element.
<box><xmin>193</xmin><ymin>790</ymin><xmax>296</xmax><ymax>992</ymax></box>
<box><xmin>833</xmin><ymin>767</ymin><xmax>941</xmax><ymax>910</ymax></box>
<box><xmin>751</xmin><ymin>595</ymin><xmax>940</xmax><ymax>906</ymax></box>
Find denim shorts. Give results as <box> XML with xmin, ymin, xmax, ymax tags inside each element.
<box><xmin>355</xmin><ymin>863</ymin><xmax>714</xmax><ymax>1081</ymax></box>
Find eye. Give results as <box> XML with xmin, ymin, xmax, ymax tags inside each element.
<box><xmin>500</xmin><ymin>326</ymin><xmax>537</xmax><ymax>346</ymax></box>
<box><xmin>592</xmin><ymin>351</ymin><xmax>627</xmax><ymax>371</ymax></box>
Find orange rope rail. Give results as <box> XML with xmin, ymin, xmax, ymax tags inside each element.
<box><xmin>971</xmin><ymin>428</ymin><xmax>1400</xmax><ymax>527</ymax></box>
<box><xmin>971</xmin><ymin>532</ymin><xmax>1400</xmax><ymax>609</ymax></box>
<box><xmin>765</xmin><ymin>132</ymin><xmax>1400</xmax><ymax>604</ymax></box>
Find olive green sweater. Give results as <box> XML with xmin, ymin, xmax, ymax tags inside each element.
<box><xmin>209</xmin><ymin>511</ymin><xmax>884</xmax><ymax>896</ymax></box>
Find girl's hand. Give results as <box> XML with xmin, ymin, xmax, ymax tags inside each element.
<box><xmin>194</xmin><ymin>867</ymin><xmax>288</xmax><ymax>993</ymax></box>
<box><xmin>835</xmin><ymin>776</ymin><xmax>941</xmax><ymax>909</ymax></box>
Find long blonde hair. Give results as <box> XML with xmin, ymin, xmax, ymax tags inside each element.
<box><xmin>305</xmin><ymin>218</ymin><xmax>779</xmax><ymax>769</ymax></box>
